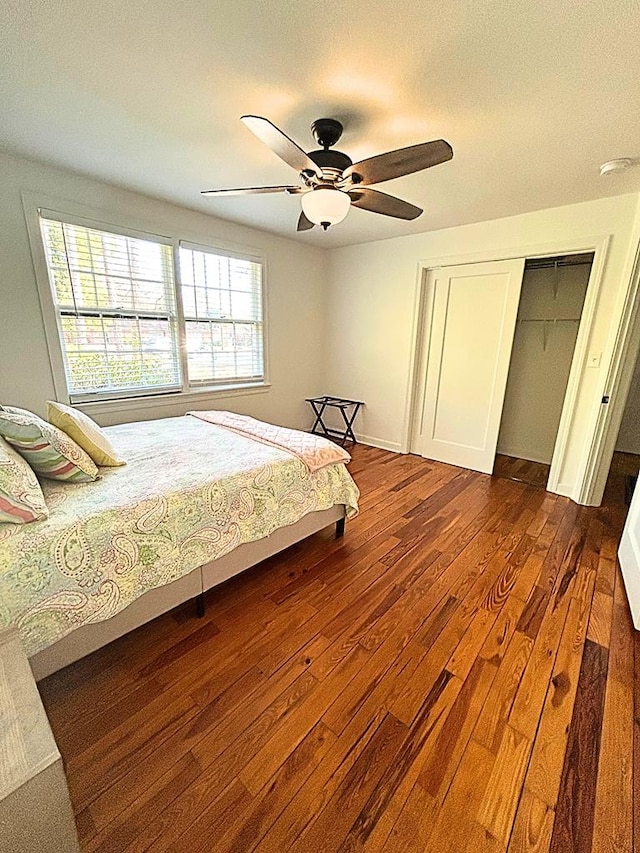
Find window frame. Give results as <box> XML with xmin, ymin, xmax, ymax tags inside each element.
<box><xmin>24</xmin><ymin>194</ymin><xmax>270</xmax><ymax>411</ymax></box>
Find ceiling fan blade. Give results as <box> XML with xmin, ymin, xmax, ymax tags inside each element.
<box><xmin>348</xmin><ymin>187</ymin><xmax>422</xmax><ymax>220</ymax></box>
<box><xmin>201</xmin><ymin>185</ymin><xmax>302</xmax><ymax>196</ymax></box>
<box><xmin>297</xmin><ymin>211</ymin><xmax>315</xmax><ymax>232</ymax></box>
<box><xmin>344</xmin><ymin>139</ymin><xmax>453</xmax><ymax>186</ymax></box>
<box><xmin>241</xmin><ymin>115</ymin><xmax>323</xmax><ymax>178</ymax></box>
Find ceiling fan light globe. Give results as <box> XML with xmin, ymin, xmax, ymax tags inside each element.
<box><xmin>301</xmin><ymin>188</ymin><xmax>351</xmax><ymax>228</ymax></box>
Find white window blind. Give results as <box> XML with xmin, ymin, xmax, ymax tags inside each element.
<box><xmin>179</xmin><ymin>243</ymin><xmax>264</xmax><ymax>387</ymax></box>
<box><xmin>40</xmin><ymin>217</ymin><xmax>181</xmax><ymax>402</ymax></box>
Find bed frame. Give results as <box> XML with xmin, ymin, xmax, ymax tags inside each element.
<box><xmin>29</xmin><ymin>506</ymin><xmax>346</xmax><ymax>681</ymax></box>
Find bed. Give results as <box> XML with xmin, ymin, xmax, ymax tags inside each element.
<box><xmin>0</xmin><ymin>415</ymin><xmax>359</xmax><ymax>680</ymax></box>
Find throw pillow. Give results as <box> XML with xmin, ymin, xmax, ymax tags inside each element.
<box><xmin>46</xmin><ymin>401</ymin><xmax>125</xmax><ymax>467</ymax></box>
<box><xmin>0</xmin><ymin>407</ymin><xmax>99</xmax><ymax>482</ymax></box>
<box><xmin>0</xmin><ymin>436</ymin><xmax>49</xmax><ymax>523</ymax></box>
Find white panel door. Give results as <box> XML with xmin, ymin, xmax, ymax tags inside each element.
<box><xmin>618</xmin><ymin>478</ymin><xmax>640</xmax><ymax>629</ymax></box>
<box><xmin>413</xmin><ymin>259</ymin><xmax>525</xmax><ymax>474</ymax></box>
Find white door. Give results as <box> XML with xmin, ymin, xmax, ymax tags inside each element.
<box><xmin>412</xmin><ymin>259</ymin><xmax>525</xmax><ymax>474</ymax></box>
<box><xmin>619</xmin><ymin>478</ymin><xmax>640</xmax><ymax>629</ymax></box>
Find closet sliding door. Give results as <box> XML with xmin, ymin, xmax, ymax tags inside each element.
<box><xmin>413</xmin><ymin>259</ymin><xmax>525</xmax><ymax>474</ymax></box>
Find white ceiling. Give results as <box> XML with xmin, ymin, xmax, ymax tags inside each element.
<box><xmin>1</xmin><ymin>0</ymin><xmax>639</xmax><ymax>248</ymax></box>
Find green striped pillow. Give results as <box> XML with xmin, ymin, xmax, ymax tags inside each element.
<box><xmin>0</xmin><ymin>436</ymin><xmax>49</xmax><ymax>523</ymax></box>
<box><xmin>0</xmin><ymin>407</ymin><xmax>99</xmax><ymax>482</ymax></box>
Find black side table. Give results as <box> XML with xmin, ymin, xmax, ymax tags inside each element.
<box><xmin>306</xmin><ymin>396</ymin><xmax>364</xmax><ymax>446</ymax></box>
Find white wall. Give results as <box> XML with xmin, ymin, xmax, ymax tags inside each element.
<box><xmin>497</xmin><ymin>263</ymin><xmax>590</xmax><ymax>465</ymax></box>
<box><xmin>324</xmin><ymin>194</ymin><xmax>640</xmax><ymax>500</ymax></box>
<box><xmin>616</xmin><ymin>354</ymin><xmax>640</xmax><ymax>454</ymax></box>
<box><xmin>0</xmin><ymin>151</ymin><xmax>327</xmax><ymax>429</ymax></box>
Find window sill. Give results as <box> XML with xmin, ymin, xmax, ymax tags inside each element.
<box><xmin>77</xmin><ymin>382</ymin><xmax>272</xmax><ymax>417</ymax></box>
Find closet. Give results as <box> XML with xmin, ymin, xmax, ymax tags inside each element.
<box><xmin>495</xmin><ymin>253</ymin><xmax>593</xmax><ymax>485</ymax></box>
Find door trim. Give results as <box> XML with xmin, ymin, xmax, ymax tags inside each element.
<box><xmin>402</xmin><ymin>235</ymin><xmax>610</xmax><ymax>503</ymax></box>
<box><xmin>582</xmin><ymin>238</ymin><xmax>640</xmax><ymax>505</ymax></box>
<box><xmin>546</xmin><ymin>238</ymin><xmax>609</xmax><ymax>494</ymax></box>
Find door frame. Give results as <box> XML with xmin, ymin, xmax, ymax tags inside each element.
<box><xmin>402</xmin><ymin>234</ymin><xmax>610</xmax><ymax>501</ymax></box>
<box><xmin>581</xmin><ymin>239</ymin><xmax>640</xmax><ymax>504</ymax></box>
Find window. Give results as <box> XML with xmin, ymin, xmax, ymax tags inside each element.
<box><xmin>38</xmin><ymin>213</ymin><xmax>265</xmax><ymax>402</ymax></box>
<box><xmin>179</xmin><ymin>243</ymin><xmax>264</xmax><ymax>387</ymax></box>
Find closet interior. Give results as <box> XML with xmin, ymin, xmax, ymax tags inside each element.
<box><xmin>494</xmin><ymin>252</ymin><xmax>594</xmax><ymax>488</ymax></box>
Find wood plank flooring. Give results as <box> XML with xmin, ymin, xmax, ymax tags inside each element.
<box><xmin>38</xmin><ymin>446</ymin><xmax>636</xmax><ymax>853</ymax></box>
<box><xmin>610</xmin><ymin>450</ymin><xmax>640</xmax><ymax>478</ymax></box>
<box><xmin>493</xmin><ymin>454</ymin><xmax>550</xmax><ymax>488</ymax></box>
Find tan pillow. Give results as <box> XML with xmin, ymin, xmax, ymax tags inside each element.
<box><xmin>46</xmin><ymin>402</ymin><xmax>125</xmax><ymax>467</ymax></box>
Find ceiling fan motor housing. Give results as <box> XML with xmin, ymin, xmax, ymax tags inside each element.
<box><xmin>308</xmin><ymin>148</ymin><xmax>353</xmax><ymax>173</ymax></box>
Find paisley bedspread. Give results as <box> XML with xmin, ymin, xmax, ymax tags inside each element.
<box><xmin>0</xmin><ymin>416</ymin><xmax>359</xmax><ymax>656</ymax></box>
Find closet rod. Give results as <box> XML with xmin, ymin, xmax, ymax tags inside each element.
<box><xmin>517</xmin><ymin>317</ymin><xmax>582</xmax><ymax>323</ymax></box>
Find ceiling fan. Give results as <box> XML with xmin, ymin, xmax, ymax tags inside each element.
<box><xmin>201</xmin><ymin>116</ymin><xmax>454</xmax><ymax>231</ymax></box>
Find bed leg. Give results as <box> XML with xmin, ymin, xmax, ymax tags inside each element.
<box><xmin>336</xmin><ymin>517</ymin><xmax>345</xmax><ymax>539</ymax></box>
<box><xmin>195</xmin><ymin>593</ymin><xmax>205</xmax><ymax>618</ymax></box>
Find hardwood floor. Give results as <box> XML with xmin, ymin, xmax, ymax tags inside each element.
<box><xmin>493</xmin><ymin>454</ymin><xmax>551</xmax><ymax>489</ymax></box>
<box><xmin>610</xmin><ymin>450</ymin><xmax>640</xmax><ymax>478</ymax></box>
<box><xmin>38</xmin><ymin>446</ymin><xmax>636</xmax><ymax>853</ymax></box>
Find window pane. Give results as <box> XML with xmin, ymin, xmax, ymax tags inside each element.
<box><xmin>42</xmin><ymin>219</ymin><xmax>176</xmax><ymax>314</ymax></box>
<box><xmin>187</xmin><ymin>352</ymin><xmax>215</xmax><ymax>383</ymax></box>
<box><xmin>66</xmin><ymin>352</ymin><xmax>110</xmax><ymax>393</ymax></box>
<box><xmin>230</xmin><ymin>290</ymin><xmax>253</xmax><ymax>319</ymax></box>
<box><xmin>139</xmin><ymin>319</ymin><xmax>174</xmax><ymax>353</ymax></box>
<box><xmin>41</xmin><ymin>217</ymin><xmax>181</xmax><ymax>399</ymax></box>
<box><xmin>181</xmin><ymin>283</ymin><xmax>196</xmax><ymax>317</ymax></box>
<box><xmin>60</xmin><ymin>315</ymin><xmax>180</xmax><ymax>394</ymax></box>
<box><xmin>52</xmin><ymin>267</ymin><xmax>73</xmax><ymax>304</ymax></box>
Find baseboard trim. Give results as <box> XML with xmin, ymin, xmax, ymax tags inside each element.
<box><xmin>355</xmin><ymin>433</ymin><xmax>403</xmax><ymax>453</ymax></box>
<box><xmin>615</xmin><ymin>444</ymin><xmax>640</xmax><ymax>456</ymax></box>
<box><xmin>554</xmin><ymin>482</ymin><xmax>575</xmax><ymax>499</ymax></box>
<box><xmin>497</xmin><ymin>447</ymin><xmax>552</xmax><ymax>466</ymax></box>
